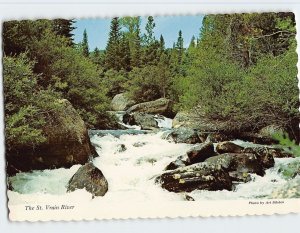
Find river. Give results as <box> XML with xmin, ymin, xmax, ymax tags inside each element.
<box><xmin>7</xmin><ymin>114</ymin><xmax>300</xmax><ymax>205</ymax></box>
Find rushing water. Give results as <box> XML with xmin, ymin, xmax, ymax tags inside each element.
<box><xmin>7</xmin><ymin>114</ymin><xmax>300</xmax><ymax>205</ymax></box>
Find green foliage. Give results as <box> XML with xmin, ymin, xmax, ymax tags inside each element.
<box><xmin>126</xmin><ymin>66</ymin><xmax>163</xmax><ymax>102</ymax></box>
<box><xmin>173</xmin><ymin>13</ymin><xmax>298</xmax><ymax>136</ymax></box>
<box><xmin>82</xmin><ymin>29</ymin><xmax>89</xmax><ymax>57</ymax></box>
<box><xmin>105</xmin><ymin>17</ymin><xmax>122</xmax><ymax>71</ymax></box>
<box><xmin>3</xmin><ymin>55</ymin><xmax>60</xmax><ymax>150</ymax></box>
<box><xmin>273</xmin><ymin>133</ymin><xmax>300</xmax><ymax>157</ymax></box>
<box><xmin>103</xmin><ymin>69</ymin><xmax>128</xmax><ymax>98</ymax></box>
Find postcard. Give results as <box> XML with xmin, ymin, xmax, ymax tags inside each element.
<box><xmin>3</xmin><ymin>12</ymin><xmax>300</xmax><ymax>221</ymax></box>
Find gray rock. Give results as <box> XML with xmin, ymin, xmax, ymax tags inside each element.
<box><xmin>7</xmin><ymin>99</ymin><xmax>95</xmax><ymax>175</ymax></box>
<box><xmin>186</xmin><ymin>142</ymin><xmax>215</xmax><ymax>164</ymax></box>
<box><xmin>127</xmin><ymin>98</ymin><xmax>173</xmax><ymax>117</ymax></box>
<box><xmin>205</xmin><ymin>153</ymin><xmax>265</xmax><ymax>177</ymax></box>
<box><xmin>67</xmin><ymin>163</ymin><xmax>108</xmax><ymax>197</ymax></box>
<box><xmin>156</xmin><ymin>162</ymin><xmax>232</xmax><ymax>192</ymax></box>
<box><xmin>111</xmin><ymin>93</ymin><xmax>136</xmax><ymax>111</ymax></box>
<box><xmin>123</xmin><ymin>112</ymin><xmax>158</xmax><ymax>130</ymax></box>
<box><xmin>163</xmin><ymin>127</ymin><xmax>201</xmax><ymax>144</ymax></box>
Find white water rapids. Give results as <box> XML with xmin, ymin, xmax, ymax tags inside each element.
<box><xmin>7</xmin><ymin>116</ymin><xmax>300</xmax><ymax>205</ymax></box>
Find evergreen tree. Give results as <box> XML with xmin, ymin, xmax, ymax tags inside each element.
<box><xmin>105</xmin><ymin>17</ymin><xmax>121</xmax><ymax>70</ymax></box>
<box><xmin>143</xmin><ymin>16</ymin><xmax>156</xmax><ymax>45</ymax></box>
<box><xmin>189</xmin><ymin>35</ymin><xmax>196</xmax><ymax>48</ymax></box>
<box><xmin>159</xmin><ymin>34</ymin><xmax>165</xmax><ymax>53</ymax></box>
<box><xmin>91</xmin><ymin>47</ymin><xmax>103</xmax><ymax>66</ymax></box>
<box><xmin>52</xmin><ymin>19</ymin><xmax>75</xmax><ymax>45</ymax></box>
<box><xmin>119</xmin><ymin>34</ymin><xmax>131</xmax><ymax>71</ymax></box>
<box><xmin>82</xmin><ymin>29</ymin><xmax>89</xmax><ymax>57</ymax></box>
<box><xmin>176</xmin><ymin>30</ymin><xmax>184</xmax><ymax>64</ymax></box>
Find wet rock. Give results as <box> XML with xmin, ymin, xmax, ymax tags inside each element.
<box><xmin>127</xmin><ymin>98</ymin><xmax>174</xmax><ymax>118</ymax></box>
<box><xmin>156</xmin><ymin>162</ymin><xmax>232</xmax><ymax>192</ymax></box>
<box><xmin>216</xmin><ymin>141</ymin><xmax>244</xmax><ymax>154</ymax></box>
<box><xmin>163</xmin><ymin>127</ymin><xmax>201</xmax><ymax>144</ymax></box>
<box><xmin>133</xmin><ymin>142</ymin><xmax>147</xmax><ymax>147</ymax></box>
<box><xmin>67</xmin><ymin>163</ymin><xmax>108</xmax><ymax>197</ymax></box>
<box><xmin>187</xmin><ymin>142</ymin><xmax>215</xmax><ymax>164</ymax></box>
<box><xmin>184</xmin><ymin>194</ymin><xmax>195</xmax><ymax>201</ymax></box>
<box><xmin>271</xmin><ymin>178</ymin><xmax>300</xmax><ymax>198</ymax></box>
<box><xmin>116</xmin><ymin>144</ymin><xmax>127</xmax><ymax>153</ymax></box>
<box><xmin>111</xmin><ymin>93</ymin><xmax>136</xmax><ymax>111</ymax></box>
<box><xmin>123</xmin><ymin>112</ymin><xmax>158</xmax><ymax>130</ymax></box>
<box><xmin>205</xmin><ymin>153</ymin><xmax>265</xmax><ymax>177</ymax></box>
<box><xmin>242</xmin><ymin>147</ymin><xmax>275</xmax><ymax>169</ymax></box>
<box><xmin>165</xmin><ymin>155</ymin><xmax>189</xmax><ymax>170</ymax></box>
<box><xmin>278</xmin><ymin>160</ymin><xmax>300</xmax><ymax>179</ymax></box>
<box><xmin>229</xmin><ymin>171</ymin><xmax>252</xmax><ymax>183</ymax></box>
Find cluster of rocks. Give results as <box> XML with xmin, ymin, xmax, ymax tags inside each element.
<box><xmin>156</xmin><ymin>140</ymin><xmax>293</xmax><ymax>193</ymax></box>
<box><xmin>111</xmin><ymin>93</ymin><xmax>174</xmax><ymax>130</ymax></box>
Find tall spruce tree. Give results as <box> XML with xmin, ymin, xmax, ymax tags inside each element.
<box><xmin>159</xmin><ymin>34</ymin><xmax>165</xmax><ymax>53</ymax></box>
<box><xmin>143</xmin><ymin>16</ymin><xmax>156</xmax><ymax>45</ymax></box>
<box><xmin>119</xmin><ymin>34</ymin><xmax>131</xmax><ymax>71</ymax></box>
<box><xmin>105</xmin><ymin>17</ymin><xmax>121</xmax><ymax>70</ymax></box>
<box><xmin>176</xmin><ymin>30</ymin><xmax>184</xmax><ymax>64</ymax></box>
<box><xmin>82</xmin><ymin>29</ymin><xmax>89</xmax><ymax>57</ymax></box>
<box><xmin>189</xmin><ymin>35</ymin><xmax>196</xmax><ymax>48</ymax></box>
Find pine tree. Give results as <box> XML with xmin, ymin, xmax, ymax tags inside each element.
<box><xmin>52</xmin><ymin>19</ymin><xmax>75</xmax><ymax>45</ymax></box>
<box><xmin>105</xmin><ymin>17</ymin><xmax>121</xmax><ymax>70</ymax></box>
<box><xmin>159</xmin><ymin>34</ymin><xmax>165</xmax><ymax>53</ymax></box>
<box><xmin>189</xmin><ymin>35</ymin><xmax>196</xmax><ymax>48</ymax></box>
<box><xmin>143</xmin><ymin>16</ymin><xmax>156</xmax><ymax>45</ymax></box>
<box><xmin>119</xmin><ymin>34</ymin><xmax>131</xmax><ymax>71</ymax></box>
<box><xmin>82</xmin><ymin>29</ymin><xmax>89</xmax><ymax>57</ymax></box>
<box><xmin>176</xmin><ymin>30</ymin><xmax>184</xmax><ymax>64</ymax></box>
<box><xmin>91</xmin><ymin>47</ymin><xmax>103</xmax><ymax>66</ymax></box>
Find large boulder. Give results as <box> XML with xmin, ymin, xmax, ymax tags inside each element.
<box><xmin>127</xmin><ymin>98</ymin><xmax>174</xmax><ymax>118</ymax></box>
<box><xmin>67</xmin><ymin>163</ymin><xmax>108</xmax><ymax>197</ymax></box>
<box><xmin>163</xmin><ymin>127</ymin><xmax>201</xmax><ymax>144</ymax></box>
<box><xmin>216</xmin><ymin>141</ymin><xmax>275</xmax><ymax>169</ymax></box>
<box><xmin>271</xmin><ymin>178</ymin><xmax>300</xmax><ymax>198</ymax></box>
<box><xmin>156</xmin><ymin>162</ymin><xmax>232</xmax><ymax>192</ymax></box>
<box><xmin>205</xmin><ymin>153</ymin><xmax>265</xmax><ymax>177</ymax></box>
<box><xmin>111</xmin><ymin>93</ymin><xmax>136</xmax><ymax>111</ymax></box>
<box><xmin>7</xmin><ymin>99</ymin><xmax>96</xmax><ymax>174</ymax></box>
<box><xmin>186</xmin><ymin>142</ymin><xmax>215</xmax><ymax>164</ymax></box>
<box><xmin>123</xmin><ymin>112</ymin><xmax>158</xmax><ymax>130</ymax></box>
<box><xmin>172</xmin><ymin>109</ymin><xmax>230</xmax><ymax>132</ymax></box>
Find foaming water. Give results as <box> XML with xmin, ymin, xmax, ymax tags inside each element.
<box><xmin>7</xmin><ymin>129</ymin><xmax>300</xmax><ymax>204</ymax></box>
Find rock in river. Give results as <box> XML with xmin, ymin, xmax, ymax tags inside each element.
<box><xmin>205</xmin><ymin>153</ymin><xmax>265</xmax><ymax>177</ymax></box>
<box><xmin>186</xmin><ymin>142</ymin><xmax>215</xmax><ymax>164</ymax></box>
<box><xmin>127</xmin><ymin>98</ymin><xmax>174</xmax><ymax>118</ymax></box>
<box><xmin>67</xmin><ymin>163</ymin><xmax>108</xmax><ymax>197</ymax></box>
<box><xmin>163</xmin><ymin>127</ymin><xmax>201</xmax><ymax>144</ymax></box>
<box><xmin>156</xmin><ymin>162</ymin><xmax>232</xmax><ymax>192</ymax></box>
<box><xmin>111</xmin><ymin>92</ymin><xmax>136</xmax><ymax>111</ymax></box>
<box><xmin>6</xmin><ymin>99</ymin><xmax>96</xmax><ymax>175</ymax></box>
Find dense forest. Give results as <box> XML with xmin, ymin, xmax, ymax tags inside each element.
<box><xmin>3</xmin><ymin>13</ymin><xmax>299</xmax><ymax>154</ymax></box>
